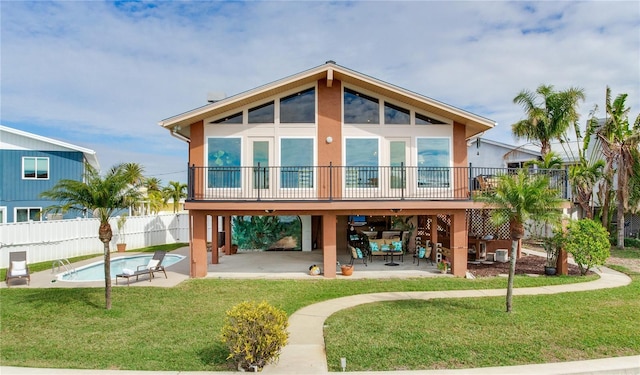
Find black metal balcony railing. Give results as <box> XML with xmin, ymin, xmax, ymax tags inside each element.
<box><xmin>187</xmin><ymin>164</ymin><xmax>569</xmax><ymax>202</ymax></box>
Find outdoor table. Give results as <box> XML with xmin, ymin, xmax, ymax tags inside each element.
<box><xmin>384</xmin><ymin>250</ymin><xmax>400</xmax><ymax>266</ymax></box>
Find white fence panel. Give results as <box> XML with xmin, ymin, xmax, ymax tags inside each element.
<box><xmin>0</xmin><ymin>214</ymin><xmax>189</xmax><ymax>268</ymax></box>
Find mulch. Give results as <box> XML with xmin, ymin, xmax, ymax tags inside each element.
<box><xmin>466</xmin><ymin>254</ymin><xmax>587</xmax><ymax>277</ymax></box>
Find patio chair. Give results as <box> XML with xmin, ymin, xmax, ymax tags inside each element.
<box><xmin>116</xmin><ymin>251</ymin><xmax>167</xmax><ymax>286</ymax></box>
<box><xmin>6</xmin><ymin>251</ymin><xmax>30</xmax><ymax>287</ymax></box>
<box><xmin>414</xmin><ymin>245</ymin><xmax>433</xmax><ymax>266</ymax></box>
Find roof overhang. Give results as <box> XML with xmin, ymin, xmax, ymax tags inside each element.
<box><xmin>159</xmin><ymin>62</ymin><xmax>496</xmax><ymax>141</ymax></box>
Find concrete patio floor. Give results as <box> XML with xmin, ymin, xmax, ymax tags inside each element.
<box><xmin>3</xmin><ymin>246</ymin><xmax>448</xmax><ymax>289</ymax></box>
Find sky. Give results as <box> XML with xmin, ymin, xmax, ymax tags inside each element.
<box><xmin>2</xmin><ymin>1</ymin><xmax>639</xmax><ymax>184</ymax></box>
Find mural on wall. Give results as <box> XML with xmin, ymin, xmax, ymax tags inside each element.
<box><xmin>232</xmin><ymin>215</ymin><xmax>302</xmax><ymax>251</ymax></box>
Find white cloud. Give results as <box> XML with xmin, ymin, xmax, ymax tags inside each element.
<box><xmin>1</xmin><ymin>1</ymin><xmax>638</xmax><ymax>182</ymax></box>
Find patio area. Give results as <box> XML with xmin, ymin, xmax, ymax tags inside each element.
<box><xmin>5</xmin><ymin>245</ymin><xmax>448</xmax><ymax>288</ymax></box>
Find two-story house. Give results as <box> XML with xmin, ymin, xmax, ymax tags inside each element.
<box><xmin>160</xmin><ymin>61</ymin><xmax>558</xmax><ymax>278</ymax></box>
<box><xmin>0</xmin><ymin>125</ymin><xmax>100</xmax><ymax>223</ymax></box>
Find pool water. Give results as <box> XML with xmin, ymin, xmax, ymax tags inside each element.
<box><xmin>58</xmin><ymin>254</ymin><xmax>186</xmax><ymax>282</ymax></box>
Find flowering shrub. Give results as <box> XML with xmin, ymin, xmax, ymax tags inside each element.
<box><xmin>220</xmin><ymin>301</ymin><xmax>289</xmax><ymax>371</ymax></box>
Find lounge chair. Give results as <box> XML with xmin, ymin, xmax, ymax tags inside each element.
<box><xmin>116</xmin><ymin>251</ymin><xmax>167</xmax><ymax>286</ymax></box>
<box><xmin>6</xmin><ymin>251</ymin><xmax>30</xmax><ymax>287</ymax></box>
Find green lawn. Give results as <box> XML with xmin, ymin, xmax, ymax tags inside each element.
<box><xmin>1</xmin><ymin>245</ymin><xmax>638</xmax><ymax>371</ymax></box>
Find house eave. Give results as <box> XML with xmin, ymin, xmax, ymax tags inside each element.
<box><xmin>158</xmin><ymin>62</ymin><xmax>496</xmax><ymax>138</ymax></box>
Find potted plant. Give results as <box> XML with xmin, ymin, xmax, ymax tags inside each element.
<box><xmin>436</xmin><ymin>259</ymin><xmax>449</xmax><ymax>274</ymax></box>
<box><xmin>116</xmin><ymin>214</ymin><xmax>127</xmax><ymax>252</ymax></box>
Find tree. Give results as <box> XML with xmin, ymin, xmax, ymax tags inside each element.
<box><xmin>512</xmin><ymin>84</ymin><xmax>585</xmax><ymax>156</ymax></box>
<box><xmin>162</xmin><ymin>181</ymin><xmax>187</xmax><ymax>213</ymax></box>
<box><xmin>563</xmin><ymin>113</ymin><xmax>605</xmax><ymax>220</ymax></box>
<box><xmin>593</xmin><ymin>87</ymin><xmax>640</xmax><ymax>248</ymax></box>
<box><xmin>144</xmin><ymin>177</ymin><xmax>162</xmax><ymax>192</ymax></box>
<box><xmin>475</xmin><ymin>170</ymin><xmax>563</xmax><ymax>312</ymax></box>
<box><xmin>41</xmin><ymin>163</ymin><xmax>143</xmax><ymax>310</ymax></box>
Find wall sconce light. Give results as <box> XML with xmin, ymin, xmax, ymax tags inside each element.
<box><xmin>326</xmin><ymin>136</ymin><xmax>333</xmax><ymax>144</ymax></box>
<box><xmin>390</xmin><ymin>208</ymin><xmax>402</xmax><ymax>213</ymax></box>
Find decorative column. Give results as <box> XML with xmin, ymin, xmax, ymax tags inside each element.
<box><xmin>190</xmin><ymin>210</ymin><xmax>208</xmax><ymax>278</ymax></box>
<box><xmin>224</xmin><ymin>215</ymin><xmax>232</xmax><ymax>255</ymax></box>
<box><xmin>449</xmin><ymin>211</ymin><xmax>468</xmax><ymax>277</ymax></box>
<box><xmin>323</xmin><ymin>213</ymin><xmax>337</xmax><ymax>278</ymax></box>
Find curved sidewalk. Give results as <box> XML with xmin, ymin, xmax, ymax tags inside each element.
<box><xmin>263</xmin><ymin>266</ymin><xmax>637</xmax><ymax>374</ymax></box>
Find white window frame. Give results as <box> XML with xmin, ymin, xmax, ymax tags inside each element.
<box><xmin>15</xmin><ymin>207</ymin><xmax>43</xmax><ymax>222</ymax></box>
<box><xmin>416</xmin><ymin>137</ymin><xmax>452</xmax><ymax>190</ymax></box>
<box><xmin>22</xmin><ymin>156</ymin><xmax>50</xmax><ymax>180</ymax></box>
<box><xmin>279</xmin><ymin>137</ymin><xmax>316</xmax><ymax>190</ymax></box>
<box><xmin>0</xmin><ymin>206</ymin><xmax>6</xmax><ymax>224</ymax></box>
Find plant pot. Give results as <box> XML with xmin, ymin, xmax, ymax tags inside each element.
<box><xmin>117</xmin><ymin>243</ymin><xmax>126</xmax><ymax>253</ymax></box>
<box><xmin>544</xmin><ymin>266</ymin><xmax>557</xmax><ymax>276</ymax></box>
<box><xmin>341</xmin><ymin>265</ymin><xmax>354</xmax><ymax>276</ymax></box>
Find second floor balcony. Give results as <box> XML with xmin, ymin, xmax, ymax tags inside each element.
<box><xmin>187</xmin><ymin>164</ymin><xmax>569</xmax><ymax>202</ymax></box>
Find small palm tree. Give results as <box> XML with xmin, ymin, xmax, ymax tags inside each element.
<box><xmin>475</xmin><ymin>170</ymin><xmax>564</xmax><ymax>313</ymax></box>
<box><xmin>163</xmin><ymin>181</ymin><xmax>187</xmax><ymax>213</ymax></box>
<box><xmin>594</xmin><ymin>87</ymin><xmax>640</xmax><ymax>248</ymax></box>
<box><xmin>41</xmin><ymin>163</ymin><xmax>143</xmax><ymax>310</ymax></box>
<box><xmin>512</xmin><ymin>84</ymin><xmax>585</xmax><ymax>156</ymax></box>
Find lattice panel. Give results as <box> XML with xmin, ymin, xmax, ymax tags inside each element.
<box><xmin>468</xmin><ymin>209</ymin><xmax>509</xmax><ymax>240</ymax></box>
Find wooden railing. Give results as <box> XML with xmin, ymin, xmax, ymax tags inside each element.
<box><xmin>187</xmin><ymin>164</ymin><xmax>568</xmax><ymax>202</ymax></box>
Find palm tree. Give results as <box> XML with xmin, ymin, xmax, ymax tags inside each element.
<box><xmin>163</xmin><ymin>181</ymin><xmax>187</xmax><ymax>213</ymax></box>
<box><xmin>512</xmin><ymin>85</ymin><xmax>585</xmax><ymax>156</ymax></box>
<box><xmin>144</xmin><ymin>177</ymin><xmax>162</xmax><ymax>192</ymax></box>
<box><xmin>475</xmin><ymin>170</ymin><xmax>563</xmax><ymax>312</ymax></box>
<box><xmin>41</xmin><ymin>163</ymin><xmax>143</xmax><ymax>310</ymax></box>
<box><xmin>595</xmin><ymin>87</ymin><xmax>640</xmax><ymax>248</ymax></box>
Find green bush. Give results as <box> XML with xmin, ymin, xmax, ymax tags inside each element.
<box><xmin>565</xmin><ymin>219</ymin><xmax>610</xmax><ymax>275</ymax></box>
<box><xmin>624</xmin><ymin>237</ymin><xmax>640</xmax><ymax>248</ymax></box>
<box><xmin>220</xmin><ymin>301</ymin><xmax>289</xmax><ymax>371</ymax></box>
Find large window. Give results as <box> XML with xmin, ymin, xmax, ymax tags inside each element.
<box><xmin>344</xmin><ymin>88</ymin><xmax>379</xmax><ymax>124</ymax></box>
<box><xmin>417</xmin><ymin>138</ymin><xmax>450</xmax><ymax>188</ymax></box>
<box><xmin>280</xmin><ymin>88</ymin><xmax>315</xmax><ymax>123</ymax></box>
<box><xmin>248</xmin><ymin>101</ymin><xmax>275</xmax><ymax>123</ymax></box>
<box><xmin>280</xmin><ymin>138</ymin><xmax>314</xmax><ymax>188</ymax></box>
<box><xmin>211</xmin><ymin>112</ymin><xmax>243</xmax><ymax>124</ymax></box>
<box><xmin>22</xmin><ymin>157</ymin><xmax>49</xmax><ymax>179</ymax></box>
<box><xmin>384</xmin><ymin>102</ymin><xmax>410</xmax><ymax>124</ymax></box>
<box><xmin>16</xmin><ymin>207</ymin><xmax>41</xmax><ymax>222</ymax></box>
<box><xmin>390</xmin><ymin>141</ymin><xmax>406</xmax><ymax>188</ymax></box>
<box><xmin>345</xmin><ymin>138</ymin><xmax>379</xmax><ymax>188</ymax></box>
<box><xmin>416</xmin><ymin>112</ymin><xmax>446</xmax><ymax>125</ymax></box>
<box><xmin>208</xmin><ymin>138</ymin><xmax>241</xmax><ymax>188</ymax></box>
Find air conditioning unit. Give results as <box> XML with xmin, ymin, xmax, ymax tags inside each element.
<box><xmin>495</xmin><ymin>249</ymin><xmax>509</xmax><ymax>263</ymax></box>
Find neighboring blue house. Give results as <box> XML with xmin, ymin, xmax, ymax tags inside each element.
<box><xmin>0</xmin><ymin>125</ymin><xmax>100</xmax><ymax>223</ymax></box>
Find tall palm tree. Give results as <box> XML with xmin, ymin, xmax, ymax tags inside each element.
<box><xmin>475</xmin><ymin>170</ymin><xmax>563</xmax><ymax>312</ymax></box>
<box><xmin>512</xmin><ymin>84</ymin><xmax>585</xmax><ymax>156</ymax></box>
<box><xmin>595</xmin><ymin>87</ymin><xmax>640</xmax><ymax>248</ymax></box>
<box><xmin>41</xmin><ymin>163</ymin><xmax>143</xmax><ymax>310</ymax></box>
<box><xmin>163</xmin><ymin>181</ymin><xmax>187</xmax><ymax>213</ymax></box>
<box><xmin>144</xmin><ymin>177</ymin><xmax>162</xmax><ymax>192</ymax></box>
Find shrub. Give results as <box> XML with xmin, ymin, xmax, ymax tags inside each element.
<box><xmin>565</xmin><ymin>219</ymin><xmax>610</xmax><ymax>275</ymax></box>
<box><xmin>220</xmin><ymin>301</ymin><xmax>289</xmax><ymax>371</ymax></box>
<box><xmin>624</xmin><ymin>237</ymin><xmax>640</xmax><ymax>249</ymax></box>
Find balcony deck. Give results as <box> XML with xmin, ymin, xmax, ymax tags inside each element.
<box><xmin>187</xmin><ymin>165</ymin><xmax>568</xmax><ymax>202</ymax></box>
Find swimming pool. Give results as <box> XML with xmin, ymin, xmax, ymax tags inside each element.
<box><xmin>58</xmin><ymin>254</ymin><xmax>186</xmax><ymax>282</ymax></box>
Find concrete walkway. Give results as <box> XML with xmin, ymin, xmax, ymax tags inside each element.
<box><xmin>2</xmin><ymin>250</ymin><xmax>638</xmax><ymax>374</ymax></box>
<box><xmin>262</xmin><ymin>266</ymin><xmax>637</xmax><ymax>374</ymax></box>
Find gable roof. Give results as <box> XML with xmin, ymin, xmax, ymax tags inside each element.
<box><xmin>159</xmin><ymin>61</ymin><xmax>496</xmax><ymax>140</ymax></box>
<box><xmin>0</xmin><ymin>125</ymin><xmax>100</xmax><ymax>170</ymax></box>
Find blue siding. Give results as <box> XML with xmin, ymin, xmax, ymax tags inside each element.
<box><xmin>0</xmin><ymin>150</ymin><xmax>85</xmax><ymax>222</ymax></box>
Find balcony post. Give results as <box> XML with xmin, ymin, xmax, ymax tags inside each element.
<box><xmin>401</xmin><ymin>162</ymin><xmax>405</xmax><ymax>200</ymax></box>
<box><xmin>257</xmin><ymin>162</ymin><xmax>261</xmax><ymax>201</ymax></box>
<box><xmin>329</xmin><ymin>162</ymin><xmax>333</xmax><ymax>201</ymax></box>
<box><xmin>468</xmin><ymin>163</ymin><xmax>473</xmax><ymax>198</ymax></box>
